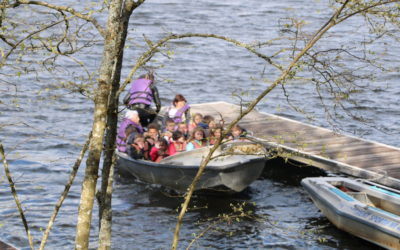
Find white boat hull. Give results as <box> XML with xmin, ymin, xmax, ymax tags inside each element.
<box><xmin>302</xmin><ymin>177</ymin><xmax>400</xmax><ymax>249</ymax></box>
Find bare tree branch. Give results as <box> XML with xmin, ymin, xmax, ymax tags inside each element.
<box><xmin>171</xmin><ymin>1</ymin><xmax>352</xmax><ymax>249</ymax></box>
<box><xmin>5</xmin><ymin>0</ymin><xmax>106</xmax><ymax>37</ymax></box>
<box><xmin>0</xmin><ymin>144</ymin><xmax>35</xmax><ymax>249</ymax></box>
<box><xmin>39</xmin><ymin>132</ymin><xmax>91</xmax><ymax>250</ymax></box>
<box><xmin>118</xmin><ymin>33</ymin><xmax>282</xmax><ymax>96</ymax></box>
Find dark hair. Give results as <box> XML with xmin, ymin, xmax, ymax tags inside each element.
<box><xmin>124</xmin><ymin>125</ymin><xmax>137</xmax><ymax>141</ymax></box>
<box><xmin>173</xmin><ymin>94</ymin><xmax>187</xmax><ymax>106</ymax></box>
<box><xmin>202</xmin><ymin>115</ymin><xmax>215</xmax><ymax>124</ymax></box>
<box><xmin>159</xmin><ymin>138</ymin><xmax>169</xmax><ymax>147</ymax></box>
<box><xmin>172</xmin><ymin>131</ymin><xmax>183</xmax><ymax>141</ymax></box>
<box><xmin>231</xmin><ymin>124</ymin><xmax>243</xmax><ymax>132</ymax></box>
<box><xmin>147</xmin><ymin>123</ymin><xmax>160</xmax><ymax>131</ymax></box>
<box><xmin>165</xmin><ymin>118</ymin><xmax>175</xmax><ymax>125</ymax></box>
<box><xmin>139</xmin><ymin>72</ymin><xmax>154</xmax><ymax>82</ymax></box>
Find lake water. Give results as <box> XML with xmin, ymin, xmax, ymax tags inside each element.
<box><xmin>0</xmin><ymin>0</ymin><xmax>398</xmax><ymax>249</ymax></box>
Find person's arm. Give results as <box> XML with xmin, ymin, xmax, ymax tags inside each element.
<box><xmin>151</xmin><ymin>85</ymin><xmax>161</xmax><ymax>113</ymax></box>
<box><xmin>123</xmin><ymin>91</ymin><xmax>131</xmax><ymax>105</ymax></box>
<box><xmin>162</xmin><ymin>107</ymin><xmax>170</xmax><ymax>126</ymax></box>
<box><xmin>185</xmin><ymin>108</ymin><xmax>191</xmax><ymax>126</ymax></box>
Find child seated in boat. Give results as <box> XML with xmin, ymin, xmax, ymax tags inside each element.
<box><xmin>188</xmin><ymin>113</ymin><xmax>203</xmax><ymax>133</ymax></box>
<box><xmin>162</xmin><ymin>118</ymin><xmax>176</xmax><ymax>142</ymax></box>
<box><xmin>177</xmin><ymin>122</ymin><xmax>189</xmax><ymax>140</ymax></box>
<box><xmin>168</xmin><ymin>131</ymin><xmax>187</xmax><ymax>156</ymax></box>
<box><xmin>186</xmin><ymin>127</ymin><xmax>208</xmax><ymax>151</ymax></box>
<box><xmin>228</xmin><ymin>124</ymin><xmax>248</xmax><ymax>141</ymax></box>
<box><xmin>144</xmin><ymin>123</ymin><xmax>160</xmax><ymax>159</ymax></box>
<box><xmin>150</xmin><ymin>138</ymin><xmax>170</xmax><ymax>162</ymax></box>
<box><xmin>165</xmin><ymin>94</ymin><xmax>191</xmax><ymax>126</ymax></box>
<box><xmin>209</xmin><ymin>125</ymin><xmax>223</xmax><ymax>145</ymax></box>
<box><xmin>200</xmin><ymin>114</ymin><xmax>216</xmax><ymax>137</ymax></box>
<box><xmin>127</xmin><ymin>134</ymin><xmax>147</xmax><ymax>159</ymax></box>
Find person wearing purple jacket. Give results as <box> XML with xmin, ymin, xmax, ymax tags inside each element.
<box><xmin>116</xmin><ymin>110</ymin><xmax>144</xmax><ymax>153</ymax></box>
<box><xmin>123</xmin><ymin>73</ymin><xmax>161</xmax><ymax>127</ymax></box>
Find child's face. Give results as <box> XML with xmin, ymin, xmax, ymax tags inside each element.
<box><xmin>135</xmin><ymin>138</ymin><xmax>144</xmax><ymax>147</ymax></box>
<box><xmin>166</xmin><ymin>122</ymin><xmax>175</xmax><ymax>132</ymax></box>
<box><xmin>213</xmin><ymin>129</ymin><xmax>222</xmax><ymax>138</ymax></box>
<box><xmin>208</xmin><ymin>120</ymin><xmax>216</xmax><ymax>129</ymax></box>
<box><xmin>148</xmin><ymin>128</ymin><xmax>158</xmax><ymax>139</ymax></box>
<box><xmin>175</xmin><ymin>100</ymin><xmax>186</xmax><ymax>108</ymax></box>
<box><xmin>194</xmin><ymin>131</ymin><xmax>203</xmax><ymax>140</ymax></box>
<box><xmin>194</xmin><ymin>115</ymin><xmax>202</xmax><ymax>125</ymax></box>
<box><xmin>232</xmin><ymin>128</ymin><xmax>242</xmax><ymax>137</ymax></box>
<box><xmin>178</xmin><ymin>124</ymin><xmax>187</xmax><ymax>133</ymax></box>
<box><xmin>177</xmin><ymin>136</ymin><xmax>185</xmax><ymax>143</ymax></box>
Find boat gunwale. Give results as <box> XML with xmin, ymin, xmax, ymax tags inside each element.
<box><xmin>116</xmin><ymin>150</ymin><xmax>266</xmax><ymax>171</ymax></box>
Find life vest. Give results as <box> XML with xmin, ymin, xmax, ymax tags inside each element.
<box><xmin>168</xmin><ymin>141</ymin><xmax>186</xmax><ymax>156</ymax></box>
<box><xmin>191</xmin><ymin>140</ymin><xmax>204</xmax><ymax>149</ymax></box>
<box><xmin>170</xmin><ymin>104</ymin><xmax>190</xmax><ymax>124</ymax></box>
<box><xmin>116</xmin><ymin>119</ymin><xmax>144</xmax><ymax>152</ymax></box>
<box><xmin>128</xmin><ymin>78</ymin><xmax>153</xmax><ymax>105</ymax></box>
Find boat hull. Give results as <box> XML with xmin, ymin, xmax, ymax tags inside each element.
<box><xmin>116</xmin><ymin>143</ymin><xmax>267</xmax><ymax>192</ymax></box>
<box><xmin>302</xmin><ymin>177</ymin><xmax>400</xmax><ymax>249</ymax></box>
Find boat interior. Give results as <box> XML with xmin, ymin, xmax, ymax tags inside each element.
<box><xmin>330</xmin><ymin>180</ymin><xmax>400</xmax><ymax>217</ymax></box>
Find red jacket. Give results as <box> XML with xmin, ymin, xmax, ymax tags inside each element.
<box><xmin>150</xmin><ymin>146</ymin><xmax>169</xmax><ymax>162</ymax></box>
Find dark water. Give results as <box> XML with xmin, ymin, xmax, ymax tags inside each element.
<box><xmin>0</xmin><ymin>0</ymin><xmax>399</xmax><ymax>249</ymax></box>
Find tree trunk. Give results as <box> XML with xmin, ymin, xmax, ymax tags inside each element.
<box><xmin>98</xmin><ymin>2</ymin><xmax>136</xmax><ymax>249</ymax></box>
<box><xmin>75</xmin><ymin>1</ymin><xmax>124</xmax><ymax>249</ymax></box>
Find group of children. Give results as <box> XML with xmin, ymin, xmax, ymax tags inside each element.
<box><xmin>119</xmin><ymin>107</ymin><xmax>248</xmax><ymax>163</ymax></box>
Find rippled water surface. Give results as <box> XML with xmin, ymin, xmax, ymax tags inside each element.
<box><xmin>0</xmin><ymin>0</ymin><xmax>399</xmax><ymax>249</ymax></box>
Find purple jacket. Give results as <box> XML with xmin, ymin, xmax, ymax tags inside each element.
<box><xmin>171</xmin><ymin>104</ymin><xmax>191</xmax><ymax>124</ymax></box>
<box><xmin>116</xmin><ymin>118</ymin><xmax>144</xmax><ymax>152</ymax></box>
<box><xmin>128</xmin><ymin>78</ymin><xmax>153</xmax><ymax>105</ymax></box>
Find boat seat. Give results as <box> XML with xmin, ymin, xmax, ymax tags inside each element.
<box><xmin>346</xmin><ymin>192</ymin><xmax>375</xmax><ymax>207</ymax></box>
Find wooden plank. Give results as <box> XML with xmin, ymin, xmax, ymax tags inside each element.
<box><xmin>341</xmin><ymin>154</ymin><xmax>400</xmax><ymax>167</ymax></box>
<box><xmin>365</xmin><ymin>165</ymin><xmax>400</xmax><ymax>179</ymax></box>
<box><xmin>338</xmin><ymin>150</ymin><xmax>400</xmax><ymax>160</ymax></box>
<box><xmin>243</xmin><ymin>120</ymin><xmax>334</xmax><ymax>138</ymax></box>
<box><xmin>303</xmin><ymin>142</ymin><xmax>389</xmax><ymax>153</ymax></box>
<box><xmin>190</xmin><ymin>102</ymin><xmax>400</xmax><ymax>187</ymax></box>
<box><xmin>385</xmin><ymin>168</ymin><xmax>400</xmax><ymax>179</ymax></box>
<box><xmin>367</xmin><ymin>163</ymin><xmax>400</xmax><ymax>170</ymax></box>
<box><xmin>314</xmin><ymin>147</ymin><xmax>399</xmax><ymax>160</ymax></box>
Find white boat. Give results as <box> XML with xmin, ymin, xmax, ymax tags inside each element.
<box><xmin>301</xmin><ymin>177</ymin><xmax>400</xmax><ymax>249</ymax></box>
<box><xmin>116</xmin><ymin>141</ymin><xmax>267</xmax><ymax>193</ymax></box>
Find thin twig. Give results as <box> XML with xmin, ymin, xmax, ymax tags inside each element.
<box><xmin>0</xmin><ymin>144</ymin><xmax>35</xmax><ymax>249</ymax></box>
<box><xmin>39</xmin><ymin>132</ymin><xmax>92</xmax><ymax>250</ymax></box>
<box><xmin>171</xmin><ymin>1</ymin><xmax>352</xmax><ymax>249</ymax></box>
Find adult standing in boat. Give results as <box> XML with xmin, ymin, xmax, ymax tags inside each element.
<box><xmin>123</xmin><ymin>73</ymin><xmax>161</xmax><ymax>127</ymax></box>
<box><xmin>165</xmin><ymin>94</ymin><xmax>191</xmax><ymax>127</ymax></box>
<box><xmin>116</xmin><ymin>110</ymin><xmax>144</xmax><ymax>152</ymax></box>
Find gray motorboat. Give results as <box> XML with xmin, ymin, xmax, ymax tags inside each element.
<box><xmin>301</xmin><ymin>177</ymin><xmax>400</xmax><ymax>249</ymax></box>
<box><xmin>116</xmin><ymin>142</ymin><xmax>267</xmax><ymax>193</ymax></box>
